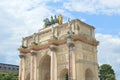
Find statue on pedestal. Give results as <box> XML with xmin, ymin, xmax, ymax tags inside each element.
<box><xmin>58</xmin><ymin>14</ymin><xmax>63</xmax><ymax>24</ymax></box>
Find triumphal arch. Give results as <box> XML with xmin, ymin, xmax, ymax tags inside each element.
<box><xmin>18</xmin><ymin>16</ymin><xmax>99</xmax><ymax>80</ymax></box>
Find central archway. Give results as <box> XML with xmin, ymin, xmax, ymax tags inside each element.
<box><xmin>25</xmin><ymin>73</ymin><xmax>30</xmax><ymax>80</ymax></box>
<box><xmin>60</xmin><ymin>68</ymin><xmax>68</xmax><ymax>80</ymax></box>
<box><xmin>39</xmin><ymin>55</ymin><xmax>51</xmax><ymax>80</ymax></box>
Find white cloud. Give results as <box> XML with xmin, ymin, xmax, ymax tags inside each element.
<box><xmin>63</xmin><ymin>0</ymin><xmax>120</xmax><ymax>15</ymax></box>
<box><xmin>96</xmin><ymin>33</ymin><xmax>120</xmax><ymax>79</ymax></box>
<box><xmin>80</xmin><ymin>18</ymin><xmax>86</xmax><ymax>22</ymax></box>
<box><xmin>0</xmin><ymin>0</ymin><xmax>74</xmax><ymax>65</ymax></box>
<box><xmin>117</xmin><ymin>59</ymin><xmax>120</xmax><ymax>63</ymax></box>
<box><xmin>53</xmin><ymin>0</ymin><xmax>61</xmax><ymax>2</ymax></box>
<box><xmin>0</xmin><ymin>0</ymin><xmax>53</xmax><ymax>65</ymax></box>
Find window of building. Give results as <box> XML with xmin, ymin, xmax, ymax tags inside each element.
<box><xmin>4</xmin><ymin>67</ymin><xmax>6</xmax><ymax>69</ymax></box>
<box><xmin>8</xmin><ymin>67</ymin><xmax>11</xmax><ymax>70</ymax></box>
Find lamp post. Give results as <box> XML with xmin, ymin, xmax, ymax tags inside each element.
<box><xmin>66</xmin><ymin>32</ymin><xmax>75</xmax><ymax>80</ymax></box>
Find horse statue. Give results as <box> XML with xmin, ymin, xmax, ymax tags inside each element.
<box><xmin>51</xmin><ymin>16</ymin><xmax>55</xmax><ymax>24</ymax></box>
<box><xmin>43</xmin><ymin>18</ymin><xmax>51</xmax><ymax>27</ymax></box>
<box><xmin>54</xmin><ymin>15</ymin><xmax>58</xmax><ymax>23</ymax></box>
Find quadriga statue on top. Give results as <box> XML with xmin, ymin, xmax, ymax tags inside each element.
<box><xmin>43</xmin><ymin>14</ymin><xmax>63</xmax><ymax>27</ymax></box>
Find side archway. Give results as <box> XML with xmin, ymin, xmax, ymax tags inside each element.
<box><xmin>85</xmin><ymin>68</ymin><xmax>93</xmax><ymax>80</ymax></box>
<box><xmin>39</xmin><ymin>54</ymin><xmax>51</xmax><ymax>80</ymax></box>
<box><xmin>60</xmin><ymin>68</ymin><xmax>68</xmax><ymax>80</ymax></box>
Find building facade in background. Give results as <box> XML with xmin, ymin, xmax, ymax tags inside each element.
<box><xmin>18</xmin><ymin>18</ymin><xmax>99</xmax><ymax>80</ymax></box>
<box><xmin>0</xmin><ymin>63</ymin><xmax>19</xmax><ymax>73</ymax></box>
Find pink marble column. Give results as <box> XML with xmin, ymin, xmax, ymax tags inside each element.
<box><xmin>50</xmin><ymin>45</ymin><xmax>57</xmax><ymax>80</ymax></box>
<box><xmin>19</xmin><ymin>54</ymin><xmax>25</xmax><ymax>80</ymax></box>
<box><xmin>30</xmin><ymin>52</ymin><xmax>36</xmax><ymax>80</ymax></box>
<box><xmin>50</xmin><ymin>45</ymin><xmax>54</xmax><ymax>80</ymax></box>
<box><xmin>66</xmin><ymin>32</ymin><xmax>76</xmax><ymax>80</ymax></box>
<box><xmin>18</xmin><ymin>59</ymin><xmax>22</xmax><ymax>80</ymax></box>
<box><xmin>69</xmin><ymin>47</ymin><xmax>73</xmax><ymax>80</ymax></box>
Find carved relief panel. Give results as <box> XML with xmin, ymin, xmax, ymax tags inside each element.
<box><xmin>76</xmin><ymin>52</ymin><xmax>83</xmax><ymax>60</ymax></box>
<box><xmin>58</xmin><ymin>26</ymin><xmax>68</xmax><ymax>39</ymax></box>
<box><xmin>39</xmin><ymin>30</ymin><xmax>52</xmax><ymax>42</ymax></box>
<box><xmin>82</xmin><ymin>43</ymin><xmax>94</xmax><ymax>52</ymax></box>
<box><xmin>75</xmin><ymin>23</ymin><xmax>92</xmax><ymax>39</ymax></box>
<box><xmin>27</xmin><ymin>38</ymin><xmax>33</xmax><ymax>46</ymax></box>
<box><xmin>57</xmin><ymin>53</ymin><xmax>68</xmax><ymax>65</ymax></box>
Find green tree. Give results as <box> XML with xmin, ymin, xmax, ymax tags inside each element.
<box><xmin>0</xmin><ymin>72</ymin><xmax>18</xmax><ymax>80</ymax></box>
<box><xmin>99</xmin><ymin>64</ymin><xmax>116</xmax><ymax>80</ymax></box>
<box><xmin>0</xmin><ymin>73</ymin><xmax>4</xmax><ymax>80</ymax></box>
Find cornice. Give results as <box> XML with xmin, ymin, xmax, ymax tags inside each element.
<box><xmin>74</xmin><ymin>19</ymin><xmax>95</xmax><ymax>29</ymax></box>
<box><xmin>72</xmin><ymin>34</ymin><xmax>99</xmax><ymax>46</ymax></box>
<box><xmin>18</xmin><ymin>34</ymin><xmax>99</xmax><ymax>54</ymax></box>
<box><xmin>18</xmin><ymin>47</ymin><xmax>30</xmax><ymax>54</ymax></box>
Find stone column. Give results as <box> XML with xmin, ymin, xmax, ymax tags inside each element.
<box><xmin>30</xmin><ymin>51</ymin><xmax>37</xmax><ymax>80</ymax></box>
<box><xmin>67</xmin><ymin>44</ymin><xmax>76</xmax><ymax>80</ymax></box>
<box><xmin>50</xmin><ymin>45</ymin><xmax>57</xmax><ymax>80</ymax></box>
<box><xmin>66</xmin><ymin>32</ymin><xmax>76</xmax><ymax>80</ymax></box>
<box><xmin>70</xmin><ymin>47</ymin><xmax>76</xmax><ymax>80</ymax></box>
<box><xmin>19</xmin><ymin>54</ymin><xmax>25</xmax><ymax>80</ymax></box>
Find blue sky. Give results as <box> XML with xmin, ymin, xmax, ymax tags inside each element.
<box><xmin>0</xmin><ymin>0</ymin><xmax>120</xmax><ymax>79</ymax></box>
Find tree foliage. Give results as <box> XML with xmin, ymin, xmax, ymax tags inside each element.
<box><xmin>99</xmin><ymin>64</ymin><xmax>116</xmax><ymax>80</ymax></box>
<box><xmin>0</xmin><ymin>72</ymin><xmax>18</xmax><ymax>80</ymax></box>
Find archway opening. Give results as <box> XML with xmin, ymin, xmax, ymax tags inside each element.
<box><xmin>60</xmin><ymin>68</ymin><xmax>68</xmax><ymax>80</ymax></box>
<box><xmin>85</xmin><ymin>69</ymin><xmax>93</xmax><ymax>80</ymax></box>
<box><xmin>40</xmin><ymin>55</ymin><xmax>51</xmax><ymax>80</ymax></box>
<box><xmin>25</xmin><ymin>73</ymin><xmax>30</xmax><ymax>80</ymax></box>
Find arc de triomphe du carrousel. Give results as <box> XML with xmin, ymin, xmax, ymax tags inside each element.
<box><xmin>18</xmin><ymin>15</ymin><xmax>99</xmax><ymax>80</ymax></box>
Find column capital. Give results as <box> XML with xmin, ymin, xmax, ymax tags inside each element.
<box><xmin>67</xmin><ymin>40</ymin><xmax>76</xmax><ymax>52</ymax></box>
<box><xmin>31</xmin><ymin>52</ymin><xmax>37</xmax><ymax>56</ymax></box>
<box><xmin>67</xmin><ymin>40</ymin><xmax>75</xmax><ymax>47</ymax></box>
<box><xmin>19</xmin><ymin>54</ymin><xmax>25</xmax><ymax>59</ymax></box>
<box><xmin>49</xmin><ymin>45</ymin><xmax>56</xmax><ymax>52</ymax></box>
<box><xmin>30</xmin><ymin>50</ymin><xmax>37</xmax><ymax>56</ymax></box>
<box><xmin>18</xmin><ymin>46</ymin><xmax>30</xmax><ymax>54</ymax></box>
